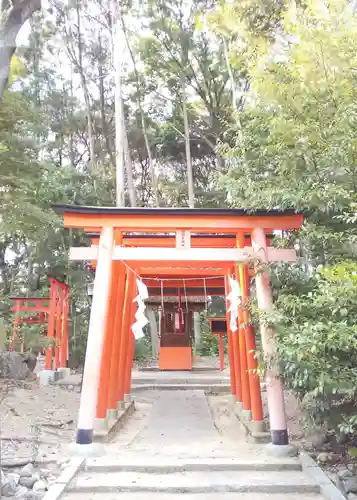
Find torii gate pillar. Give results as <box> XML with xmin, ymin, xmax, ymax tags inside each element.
<box><xmin>75</xmin><ymin>226</ymin><xmax>114</xmax><ymax>447</ymax></box>
<box><xmin>252</xmin><ymin>228</ymin><xmax>296</xmax><ymax>455</ymax></box>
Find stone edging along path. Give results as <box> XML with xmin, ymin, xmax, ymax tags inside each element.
<box><xmin>300</xmin><ymin>453</ymin><xmax>347</xmax><ymax>500</ymax></box>
<box><xmin>40</xmin><ymin>458</ymin><xmax>85</xmax><ymax>500</ymax></box>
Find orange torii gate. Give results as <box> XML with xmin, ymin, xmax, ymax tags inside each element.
<box><xmin>53</xmin><ymin>205</ymin><xmax>303</xmax><ymax>453</ymax></box>
<box><xmin>10</xmin><ymin>278</ymin><xmax>69</xmax><ymax>370</ymax></box>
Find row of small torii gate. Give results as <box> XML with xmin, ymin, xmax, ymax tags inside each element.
<box><xmin>14</xmin><ymin>205</ymin><xmax>304</xmax><ymax>451</ymax></box>
<box><xmin>10</xmin><ymin>278</ymin><xmax>69</xmax><ymax>369</ymax></box>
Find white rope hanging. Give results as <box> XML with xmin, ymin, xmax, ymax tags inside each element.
<box><xmin>118</xmin><ymin>260</ymin><xmax>229</xmax><ymax>323</ymax></box>
<box><xmin>119</xmin><ymin>259</ymin><xmax>225</xmax><ymax>283</ymax></box>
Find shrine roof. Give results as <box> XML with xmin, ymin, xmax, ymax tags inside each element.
<box><xmin>54</xmin><ymin>204</ymin><xmax>303</xmax><ymax>232</ymax></box>
<box><xmin>53</xmin><ymin>204</ymin><xmax>299</xmax><ymax>217</ymax></box>
<box><xmin>9</xmin><ymin>297</ymin><xmax>49</xmax><ymax>301</ymax></box>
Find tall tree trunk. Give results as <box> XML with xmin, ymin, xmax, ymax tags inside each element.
<box><xmin>121</xmin><ymin>15</ymin><xmax>160</xmax><ymax>207</ymax></box>
<box><xmin>75</xmin><ymin>0</ymin><xmax>96</xmax><ymax>192</ymax></box>
<box><xmin>9</xmin><ymin>267</ymin><xmax>15</xmax><ymax>295</ymax></box>
<box><xmin>123</xmin><ymin>117</ymin><xmax>137</xmax><ymax>207</ymax></box>
<box><xmin>181</xmin><ymin>75</ymin><xmax>194</xmax><ymax>208</ymax></box>
<box><xmin>110</xmin><ymin>5</ymin><xmax>137</xmax><ymax>207</ymax></box>
<box><xmin>68</xmin><ymin>68</ymin><xmax>75</xmax><ymax>169</ymax></box>
<box><xmin>179</xmin><ymin>6</ymin><xmax>194</xmax><ymax>208</ymax></box>
<box><xmin>0</xmin><ymin>0</ymin><xmax>40</xmax><ymax>99</ymax></box>
<box><xmin>222</xmin><ymin>37</ymin><xmax>236</xmax><ymax>110</ymax></box>
<box><xmin>220</xmin><ymin>42</ymin><xmax>246</xmax><ymax>163</ymax></box>
<box><xmin>113</xmin><ymin>6</ymin><xmax>125</xmax><ymax>207</ymax></box>
<box><xmin>97</xmin><ymin>38</ymin><xmax>115</xmax><ymax>168</ymax></box>
<box><xmin>141</xmin><ymin>112</ymin><xmax>159</xmax><ymax>207</ymax></box>
<box><xmin>0</xmin><ymin>242</ymin><xmax>8</xmax><ymax>294</ymax></box>
<box><xmin>26</xmin><ymin>243</ymin><xmax>33</xmax><ymax>297</ymax></box>
<box><xmin>80</xmin><ymin>76</ymin><xmax>96</xmax><ymax>175</ymax></box>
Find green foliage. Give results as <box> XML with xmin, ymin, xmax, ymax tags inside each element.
<box><xmin>134</xmin><ymin>336</ymin><xmax>152</xmax><ymax>363</ymax></box>
<box><xmin>220</xmin><ymin>0</ymin><xmax>357</xmax><ymax>263</ymax></box>
<box><xmin>273</xmin><ymin>261</ymin><xmax>357</xmax><ymax>427</ymax></box>
<box><xmin>217</xmin><ymin>0</ymin><xmax>289</xmax><ymax>41</ymax></box>
<box><xmin>129</xmin><ymin>0</ymin><xmax>243</xmax><ymax>205</ymax></box>
<box><xmin>9</xmin><ymin>56</ymin><xmax>27</xmax><ymax>85</ymax></box>
<box><xmin>20</xmin><ymin>324</ymin><xmax>52</xmax><ymax>353</ymax></box>
<box><xmin>214</xmin><ymin>1</ymin><xmax>357</xmax><ymax>434</ymax></box>
<box><xmin>196</xmin><ymin>312</ymin><xmax>219</xmax><ymax>357</ymax></box>
<box><xmin>69</xmin><ymin>315</ymin><xmax>90</xmax><ymax>369</ymax></box>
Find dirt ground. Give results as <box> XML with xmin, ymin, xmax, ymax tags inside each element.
<box><xmin>0</xmin><ymin>381</ymin><xmax>256</xmax><ymax>466</ymax></box>
<box><xmin>0</xmin><ymin>376</ymin><xmax>307</xmax><ymax>465</ymax></box>
<box><xmin>2</xmin><ymin>363</ymin><xmax>355</xmax><ymax>500</ymax></box>
<box><xmin>0</xmin><ymin>379</ymin><xmax>80</xmax><ymax>466</ymax></box>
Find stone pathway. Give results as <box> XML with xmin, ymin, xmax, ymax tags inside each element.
<box><xmin>61</xmin><ymin>390</ymin><xmax>326</xmax><ymax>499</ymax></box>
<box><xmin>128</xmin><ymin>390</ymin><xmax>219</xmax><ymax>453</ymax></box>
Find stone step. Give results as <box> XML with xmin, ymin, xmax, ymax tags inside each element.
<box><xmin>132</xmin><ymin>378</ymin><xmax>230</xmax><ymax>385</ymax></box>
<box><xmin>85</xmin><ymin>457</ymin><xmax>302</xmax><ymax>473</ymax></box>
<box><xmin>132</xmin><ymin>383</ymin><xmax>230</xmax><ymax>393</ymax></box>
<box><xmin>64</xmin><ymin>493</ymin><xmax>325</xmax><ymax>500</ymax></box>
<box><xmin>139</xmin><ymin>367</ymin><xmax>222</xmax><ymax>372</ymax></box>
<box><xmin>68</xmin><ymin>470</ymin><xmax>320</xmax><ymax>494</ymax></box>
<box><xmin>56</xmin><ymin>382</ymin><xmax>231</xmax><ymax>392</ymax></box>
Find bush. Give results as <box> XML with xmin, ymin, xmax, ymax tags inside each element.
<box><xmin>134</xmin><ymin>336</ymin><xmax>151</xmax><ymax>362</ymax></box>
<box><xmin>273</xmin><ymin>261</ymin><xmax>357</xmax><ymax>430</ymax></box>
<box><xmin>196</xmin><ymin>312</ymin><xmax>220</xmax><ymax>356</ymax></box>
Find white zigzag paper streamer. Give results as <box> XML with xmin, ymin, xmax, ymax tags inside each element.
<box><xmin>227</xmin><ymin>277</ymin><xmax>242</xmax><ymax>333</ymax></box>
<box><xmin>132</xmin><ymin>279</ymin><xmax>149</xmax><ymax>339</ymax></box>
<box><xmin>132</xmin><ymin>323</ymin><xmax>145</xmax><ymax>339</ymax></box>
<box><xmin>137</xmin><ymin>279</ymin><xmax>149</xmax><ymax>300</ymax></box>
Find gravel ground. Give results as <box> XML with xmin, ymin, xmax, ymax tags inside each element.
<box><xmin>0</xmin><ymin>378</ymin><xmax>79</xmax><ymax>464</ymax></box>
<box><xmin>0</xmin><ymin>368</ymin><xmax>307</xmax><ymax>465</ymax></box>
